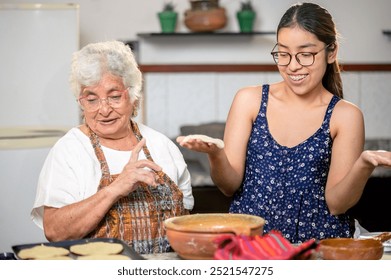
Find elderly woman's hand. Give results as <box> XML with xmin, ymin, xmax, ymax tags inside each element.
<box><xmin>109</xmin><ymin>138</ymin><xmax>162</xmax><ymax>198</ymax></box>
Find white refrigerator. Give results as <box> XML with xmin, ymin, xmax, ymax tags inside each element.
<box><xmin>0</xmin><ymin>3</ymin><xmax>80</xmax><ymax>252</ymax></box>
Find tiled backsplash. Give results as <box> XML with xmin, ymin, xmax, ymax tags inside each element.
<box><xmin>143</xmin><ymin>71</ymin><xmax>391</xmax><ymax>139</ymax></box>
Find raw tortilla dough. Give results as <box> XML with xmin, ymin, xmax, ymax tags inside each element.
<box><xmin>182</xmin><ymin>134</ymin><xmax>224</xmax><ymax>149</ymax></box>
<box><xmin>70</xmin><ymin>242</ymin><xmax>124</xmax><ymax>256</ymax></box>
<box><xmin>18</xmin><ymin>245</ymin><xmax>70</xmax><ymax>260</ymax></box>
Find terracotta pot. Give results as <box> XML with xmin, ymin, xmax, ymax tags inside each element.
<box><xmin>318</xmin><ymin>238</ymin><xmax>384</xmax><ymax>260</ymax></box>
<box><xmin>184</xmin><ymin>7</ymin><xmax>227</xmax><ymax>32</ymax></box>
<box><xmin>164</xmin><ymin>213</ymin><xmax>265</xmax><ymax>260</ymax></box>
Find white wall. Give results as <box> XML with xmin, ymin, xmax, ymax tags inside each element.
<box><xmin>2</xmin><ymin>0</ymin><xmax>390</xmax><ymax>63</ymax></box>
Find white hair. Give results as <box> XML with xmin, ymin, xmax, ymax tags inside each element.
<box><xmin>69</xmin><ymin>41</ymin><xmax>142</xmax><ymax>115</ymax></box>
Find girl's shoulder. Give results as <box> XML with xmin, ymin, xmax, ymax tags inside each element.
<box><xmin>233</xmin><ymin>84</ymin><xmax>264</xmax><ymax>104</ymax></box>
<box><xmin>333</xmin><ymin>98</ymin><xmax>364</xmax><ymax>120</ymax></box>
<box><xmin>230</xmin><ymin>85</ymin><xmax>266</xmax><ymax>123</ymax></box>
<box><xmin>330</xmin><ymin>98</ymin><xmax>364</xmax><ymax>138</ymax></box>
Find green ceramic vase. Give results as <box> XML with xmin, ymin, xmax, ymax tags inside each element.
<box><xmin>158</xmin><ymin>11</ymin><xmax>178</xmax><ymax>33</ymax></box>
<box><xmin>236</xmin><ymin>11</ymin><xmax>256</xmax><ymax>33</ymax></box>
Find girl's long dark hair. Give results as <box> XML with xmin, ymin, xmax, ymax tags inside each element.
<box><xmin>277</xmin><ymin>2</ymin><xmax>343</xmax><ymax>98</ymax></box>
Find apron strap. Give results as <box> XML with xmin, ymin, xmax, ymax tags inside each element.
<box><xmin>130</xmin><ymin>121</ymin><xmax>178</xmax><ymax>188</ymax></box>
<box><xmin>87</xmin><ymin>120</ymin><xmax>178</xmax><ymax>188</ymax></box>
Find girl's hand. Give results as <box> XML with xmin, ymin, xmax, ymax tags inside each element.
<box><xmin>176</xmin><ymin>135</ymin><xmax>224</xmax><ymax>154</ymax></box>
<box><xmin>361</xmin><ymin>150</ymin><xmax>391</xmax><ymax>168</ymax></box>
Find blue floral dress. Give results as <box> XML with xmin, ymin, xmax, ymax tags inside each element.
<box><xmin>230</xmin><ymin>84</ymin><xmax>354</xmax><ymax>243</ymax></box>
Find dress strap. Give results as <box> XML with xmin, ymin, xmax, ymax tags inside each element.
<box><xmin>322</xmin><ymin>95</ymin><xmax>341</xmax><ymax>126</ymax></box>
<box><xmin>260</xmin><ymin>84</ymin><xmax>270</xmax><ymax>115</ymax></box>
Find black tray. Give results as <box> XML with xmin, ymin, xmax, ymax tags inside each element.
<box><xmin>12</xmin><ymin>238</ymin><xmax>144</xmax><ymax>260</ymax></box>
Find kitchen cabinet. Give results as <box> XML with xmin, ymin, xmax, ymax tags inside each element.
<box><xmin>348</xmin><ymin>177</ymin><xmax>391</xmax><ymax>232</ymax></box>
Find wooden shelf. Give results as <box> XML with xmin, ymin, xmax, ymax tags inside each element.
<box><xmin>139</xmin><ymin>64</ymin><xmax>391</xmax><ymax>73</ymax></box>
<box><xmin>137</xmin><ymin>31</ymin><xmax>275</xmax><ymax>38</ymax></box>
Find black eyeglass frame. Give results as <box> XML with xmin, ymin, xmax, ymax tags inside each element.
<box><xmin>270</xmin><ymin>43</ymin><xmax>334</xmax><ymax>67</ymax></box>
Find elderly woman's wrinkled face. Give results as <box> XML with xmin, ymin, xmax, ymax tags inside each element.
<box><xmin>80</xmin><ymin>73</ymin><xmax>133</xmax><ymax>139</ymax></box>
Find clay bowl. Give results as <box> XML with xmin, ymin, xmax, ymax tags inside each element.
<box><xmin>164</xmin><ymin>213</ymin><xmax>265</xmax><ymax>260</ymax></box>
<box><xmin>184</xmin><ymin>7</ymin><xmax>227</xmax><ymax>32</ymax></box>
<box><xmin>318</xmin><ymin>238</ymin><xmax>384</xmax><ymax>260</ymax></box>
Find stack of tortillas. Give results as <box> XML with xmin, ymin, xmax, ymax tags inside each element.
<box><xmin>17</xmin><ymin>245</ymin><xmax>72</xmax><ymax>260</ymax></box>
<box><xmin>70</xmin><ymin>242</ymin><xmax>130</xmax><ymax>260</ymax></box>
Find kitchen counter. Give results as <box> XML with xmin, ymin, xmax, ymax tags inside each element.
<box><xmin>0</xmin><ymin>126</ymin><xmax>70</xmax><ymax>150</ymax></box>
<box><xmin>3</xmin><ymin>245</ymin><xmax>390</xmax><ymax>260</ymax></box>
<box><xmin>143</xmin><ymin>252</ymin><xmax>181</xmax><ymax>260</ymax></box>
<box><xmin>143</xmin><ymin>251</ymin><xmax>391</xmax><ymax>260</ymax></box>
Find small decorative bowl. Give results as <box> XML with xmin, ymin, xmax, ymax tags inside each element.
<box><xmin>164</xmin><ymin>213</ymin><xmax>265</xmax><ymax>260</ymax></box>
<box><xmin>184</xmin><ymin>7</ymin><xmax>227</xmax><ymax>32</ymax></box>
<box><xmin>318</xmin><ymin>238</ymin><xmax>384</xmax><ymax>260</ymax></box>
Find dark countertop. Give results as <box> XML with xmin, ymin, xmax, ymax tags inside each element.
<box><xmin>143</xmin><ymin>252</ymin><xmax>180</xmax><ymax>260</ymax></box>
<box><xmin>142</xmin><ymin>251</ymin><xmax>391</xmax><ymax>260</ymax></box>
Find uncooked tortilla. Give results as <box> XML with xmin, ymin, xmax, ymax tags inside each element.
<box><xmin>70</xmin><ymin>242</ymin><xmax>124</xmax><ymax>256</ymax></box>
<box><xmin>18</xmin><ymin>245</ymin><xmax>70</xmax><ymax>260</ymax></box>
<box><xmin>182</xmin><ymin>134</ymin><xmax>224</xmax><ymax>149</ymax></box>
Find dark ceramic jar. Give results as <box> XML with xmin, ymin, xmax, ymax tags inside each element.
<box><xmin>190</xmin><ymin>0</ymin><xmax>219</xmax><ymax>10</ymax></box>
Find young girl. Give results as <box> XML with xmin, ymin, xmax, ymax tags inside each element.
<box><xmin>177</xmin><ymin>2</ymin><xmax>391</xmax><ymax>243</ymax></box>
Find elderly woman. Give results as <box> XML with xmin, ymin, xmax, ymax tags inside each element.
<box><xmin>31</xmin><ymin>41</ymin><xmax>193</xmax><ymax>254</ymax></box>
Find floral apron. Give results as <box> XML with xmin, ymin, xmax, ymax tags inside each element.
<box><xmin>86</xmin><ymin>121</ymin><xmax>188</xmax><ymax>254</ymax></box>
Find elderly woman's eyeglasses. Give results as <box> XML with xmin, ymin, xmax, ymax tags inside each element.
<box><xmin>270</xmin><ymin>43</ymin><xmax>333</xmax><ymax>66</ymax></box>
<box><xmin>78</xmin><ymin>87</ymin><xmax>130</xmax><ymax>112</ymax></box>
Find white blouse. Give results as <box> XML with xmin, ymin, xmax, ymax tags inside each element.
<box><xmin>31</xmin><ymin>123</ymin><xmax>194</xmax><ymax>229</ymax></box>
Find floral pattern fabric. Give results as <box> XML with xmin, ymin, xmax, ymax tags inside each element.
<box><xmin>230</xmin><ymin>84</ymin><xmax>353</xmax><ymax>243</ymax></box>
